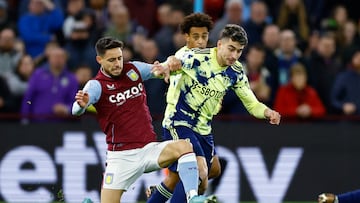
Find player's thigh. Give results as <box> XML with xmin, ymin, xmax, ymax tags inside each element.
<box><xmin>101</xmin><ymin>188</ymin><xmax>124</xmax><ymax>203</ymax></box>
<box><xmin>103</xmin><ymin>150</ymin><xmax>144</xmax><ymax>190</ymax></box>
<box><xmin>157</xmin><ymin>140</ymin><xmax>193</xmax><ymax>168</ymax></box>
<box><xmin>209</xmin><ymin>155</ymin><xmax>221</xmax><ymax>179</ymax></box>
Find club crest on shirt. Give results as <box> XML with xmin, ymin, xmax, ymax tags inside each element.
<box><xmin>126</xmin><ymin>69</ymin><xmax>139</xmax><ymax>81</ymax></box>
<box><xmin>106</xmin><ymin>83</ymin><xmax>116</xmax><ymax>90</ymax></box>
<box><xmin>104</xmin><ymin>173</ymin><xmax>114</xmax><ymax>184</ymax></box>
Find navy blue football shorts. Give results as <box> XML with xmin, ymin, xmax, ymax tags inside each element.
<box><xmin>162</xmin><ymin>126</ymin><xmax>216</xmax><ymax>173</ymax></box>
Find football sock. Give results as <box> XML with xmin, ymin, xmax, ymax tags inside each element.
<box><xmin>177</xmin><ymin>152</ymin><xmax>199</xmax><ymax>201</ymax></box>
<box><xmin>147</xmin><ymin>182</ymin><xmax>172</xmax><ymax>203</ymax></box>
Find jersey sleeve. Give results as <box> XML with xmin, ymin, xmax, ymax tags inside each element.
<box><xmin>233</xmin><ymin>73</ymin><xmax>268</xmax><ymax>119</ymax></box>
<box><xmin>131</xmin><ymin>61</ymin><xmax>153</xmax><ymax>80</ymax></box>
<box><xmin>72</xmin><ymin>79</ymin><xmax>101</xmax><ymax>116</ymax></box>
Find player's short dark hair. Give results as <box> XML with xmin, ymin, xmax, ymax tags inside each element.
<box><xmin>180</xmin><ymin>13</ymin><xmax>213</xmax><ymax>34</ymax></box>
<box><xmin>219</xmin><ymin>24</ymin><xmax>248</xmax><ymax>46</ymax></box>
<box><xmin>95</xmin><ymin>37</ymin><xmax>124</xmax><ymax>56</ymax></box>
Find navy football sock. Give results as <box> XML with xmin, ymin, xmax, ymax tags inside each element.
<box><xmin>147</xmin><ymin>182</ymin><xmax>172</xmax><ymax>203</ymax></box>
<box><xmin>170</xmin><ymin>182</ymin><xmax>186</xmax><ymax>203</ymax></box>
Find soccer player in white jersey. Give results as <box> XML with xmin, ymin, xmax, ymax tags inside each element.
<box><xmin>148</xmin><ymin>24</ymin><xmax>281</xmax><ymax>203</ymax></box>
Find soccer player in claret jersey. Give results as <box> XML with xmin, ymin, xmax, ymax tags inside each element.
<box><xmin>72</xmin><ymin>37</ymin><xmax>207</xmax><ymax>203</ymax></box>
<box><xmin>148</xmin><ymin>24</ymin><xmax>281</xmax><ymax>203</ymax></box>
<box><xmin>147</xmin><ymin>13</ymin><xmax>219</xmax><ymax>203</ymax></box>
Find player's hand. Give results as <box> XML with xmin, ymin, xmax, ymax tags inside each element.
<box><xmin>75</xmin><ymin>90</ymin><xmax>89</xmax><ymax>108</ymax></box>
<box><xmin>53</xmin><ymin>103</ymin><xmax>69</xmax><ymax>116</ymax></box>
<box><xmin>264</xmin><ymin>108</ymin><xmax>281</xmax><ymax>125</ymax></box>
<box><xmin>318</xmin><ymin>193</ymin><xmax>336</xmax><ymax>203</ymax></box>
<box><xmin>166</xmin><ymin>55</ymin><xmax>182</xmax><ymax>71</ymax></box>
<box><xmin>151</xmin><ymin>61</ymin><xmax>170</xmax><ymax>83</ymax></box>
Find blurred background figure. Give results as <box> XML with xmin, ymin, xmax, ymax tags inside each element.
<box><xmin>243</xmin><ymin>1</ymin><xmax>269</xmax><ymax>47</ymax></box>
<box><xmin>276</xmin><ymin>0</ymin><xmax>310</xmax><ymax>51</ymax></box>
<box><xmin>154</xmin><ymin>5</ymin><xmax>185</xmax><ymax>60</ymax></box>
<box><xmin>17</xmin><ymin>0</ymin><xmax>64</xmax><ymax>59</ymax></box>
<box><xmin>209</xmin><ymin>0</ymin><xmax>243</xmax><ymax>45</ymax></box>
<box><xmin>62</xmin><ymin>0</ymin><xmax>86</xmax><ymax>40</ymax></box>
<box><xmin>306</xmin><ymin>32</ymin><xmax>343</xmax><ymax>114</ymax></box>
<box><xmin>275</xmin><ymin>29</ymin><xmax>304</xmax><ymax>86</ymax></box>
<box><xmin>21</xmin><ymin>47</ymin><xmax>78</xmax><ymax>123</ymax></box>
<box><xmin>274</xmin><ymin>63</ymin><xmax>325</xmax><ymax>118</ymax></box>
<box><xmin>0</xmin><ymin>28</ymin><xmax>22</xmax><ymax>77</ymax></box>
<box><xmin>0</xmin><ymin>0</ymin><xmax>16</xmax><ymax>30</ymax></box>
<box><xmin>4</xmin><ymin>55</ymin><xmax>35</xmax><ymax>113</ymax></box>
<box><xmin>64</xmin><ymin>9</ymin><xmax>98</xmax><ymax>74</ymax></box>
<box><xmin>73</xmin><ymin>64</ymin><xmax>93</xmax><ymax>89</ymax></box>
<box><xmin>330</xmin><ymin>50</ymin><xmax>360</xmax><ymax>115</ymax></box>
<box><xmin>137</xmin><ymin>38</ymin><xmax>167</xmax><ymax>116</ymax></box>
<box><xmin>262</xmin><ymin>24</ymin><xmax>280</xmax><ymax>94</ymax></box>
<box><xmin>0</xmin><ymin>76</ymin><xmax>15</xmax><ymax>113</ymax></box>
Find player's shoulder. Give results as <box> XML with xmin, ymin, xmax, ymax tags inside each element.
<box><xmin>229</xmin><ymin>61</ymin><xmax>244</xmax><ymax>73</ymax></box>
<box><xmin>191</xmin><ymin>48</ymin><xmax>211</xmax><ymax>55</ymax></box>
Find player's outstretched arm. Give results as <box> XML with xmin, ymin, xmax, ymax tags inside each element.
<box><xmin>264</xmin><ymin>108</ymin><xmax>281</xmax><ymax>125</ymax></box>
<box><xmin>72</xmin><ymin>80</ymin><xmax>101</xmax><ymax>116</ymax></box>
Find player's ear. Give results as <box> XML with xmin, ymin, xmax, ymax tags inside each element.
<box><xmin>96</xmin><ymin>55</ymin><xmax>102</xmax><ymax>64</ymax></box>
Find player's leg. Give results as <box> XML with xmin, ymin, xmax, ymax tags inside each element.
<box><xmin>101</xmin><ymin>188</ymin><xmax>124</xmax><ymax>203</ymax></box>
<box><xmin>165</xmin><ymin>127</ymin><xmax>209</xmax><ymax>202</ymax></box>
<box><xmin>170</xmin><ymin>155</ymin><xmax>208</xmax><ymax>203</ymax></box>
<box><xmin>208</xmin><ymin>155</ymin><xmax>221</xmax><ymax>180</ymax></box>
<box><xmin>151</xmin><ymin>139</ymin><xmax>201</xmax><ymax>202</ymax></box>
<box><xmin>101</xmin><ymin>150</ymin><xmax>145</xmax><ymax>203</ymax></box>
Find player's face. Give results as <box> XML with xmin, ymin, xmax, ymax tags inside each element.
<box><xmin>216</xmin><ymin>38</ymin><xmax>245</xmax><ymax>66</ymax></box>
<box><xmin>185</xmin><ymin>27</ymin><xmax>209</xmax><ymax>49</ymax></box>
<box><xmin>96</xmin><ymin>47</ymin><xmax>123</xmax><ymax>77</ymax></box>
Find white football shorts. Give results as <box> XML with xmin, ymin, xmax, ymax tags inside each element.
<box><xmin>102</xmin><ymin>140</ymin><xmax>172</xmax><ymax>190</ymax></box>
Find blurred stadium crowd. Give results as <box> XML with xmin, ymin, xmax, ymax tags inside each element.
<box><xmin>0</xmin><ymin>0</ymin><xmax>360</xmax><ymax>122</ymax></box>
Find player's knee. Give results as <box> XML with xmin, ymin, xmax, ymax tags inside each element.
<box><xmin>175</xmin><ymin>139</ymin><xmax>193</xmax><ymax>154</ymax></box>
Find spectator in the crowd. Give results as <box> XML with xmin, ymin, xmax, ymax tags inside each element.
<box><xmin>209</xmin><ymin>0</ymin><xmax>243</xmax><ymax>45</ymax></box>
<box><xmin>123</xmin><ymin>0</ymin><xmax>158</xmax><ymax>36</ymax></box>
<box><xmin>307</xmin><ymin>32</ymin><xmax>343</xmax><ymax>114</ymax></box>
<box><xmin>21</xmin><ymin>47</ymin><xmax>78</xmax><ymax>122</ymax></box>
<box><xmin>62</xmin><ymin>0</ymin><xmax>86</xmax><ymax>39</ymax></box>
<box><xmin>154</xmin><ymin>5</ymin><xmax>185</xmax><ymax>60</ymax></box>
<box><xmin>321</xmin><ymin>4</ymin><xmax>348</xmax><ymax>34</ymax></box>
<box><xmin>137</xmin><ymin>39</ymin><xmax>168</xmax><ymax>116</ymax></box>
<box><xmin>244</xmin><ymin>44</ymin><xmax>273</xmax><ymax>105</ymax></box>
<box><xmin>0</xmin><ymin>28</ymin><xmax>22</xmax><ymax>77</ymax></box>
<box><xmin>338</xmin><ymin>20</ymin><xmax>360</xmax><ymax>66</ymax></box>
<box><xmin>276</xmin><ymin>0</ymin><xmax>310</xmax><ymax>50</ymax></box>
<box><xmin>73</xmin><ymin>64</ymin><xmax>93</xmax><ymax>89</ymax></box>
<box><xmin>275</xmin><ymin>29</ymin><xmax>304</xmax><ymax>86</ymax></box>
<box><xmin>17</xmin><ymin>0</ymin><xmax>64</xmax><ymax>58</ymax></box>
<box><xmin>0</xmin><ymin>0</ymin><xmax>16</xmax><ymax>31</ymax></box>
<box><xmin>3</xmin><ymin>55</ymin><xmax>35</xmax><ymax>113</ymax></box>
<box><xmin>0</xmin><ymin>76</ymin><xmax>15</xmax><ymax>113</ymax></box>
<box><xmin>85</xmin><ymin>0</ymin><xmax>107</xmax><ymax>39</ymax></box>
<box><xmin>330</xmin><ymin>50</ymin><xmax>360</xmax><ymax>115</ymax></box>
<box><xmin>274</xmin><ymin>62</ymin><xmax>325</xmax><ymax>118</ymax></box>
<box><xmin>262</xmin><ymin>24</ymin><xmax>280</xmax><ymax>93</ymax></box>
<box><xmin>304</xmin><ymin>0</ymin><xmax>325</xmax><ymax>29</ymax></box>
<box><xmin>304</xmin><ymin>30</ymin><xmax>321</xmax><ymax>58</ymax></box>
<box><xmin>64</xmin><ymin>9</ymin><xmax>98</xmax><ymax>73</ymax></box>
<box><xmin>204</xmin><ymin>0</ymin><xmax>225</xmax><ymax>22</ymax></box>
<box><xmin>103</xmin><ymin>5</ymin><xmax>140</xmax><ymax>45</ymax></box>
<box><xmin>243</xmin><ymin>1</ymin><xmax>269</xmax><ymax>47</ymax></box>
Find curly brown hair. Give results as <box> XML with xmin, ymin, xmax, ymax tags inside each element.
<box><xmin>179</xmin><ymin>13</ymin><xmax>213</xmax><ymax>34</ymax></box>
